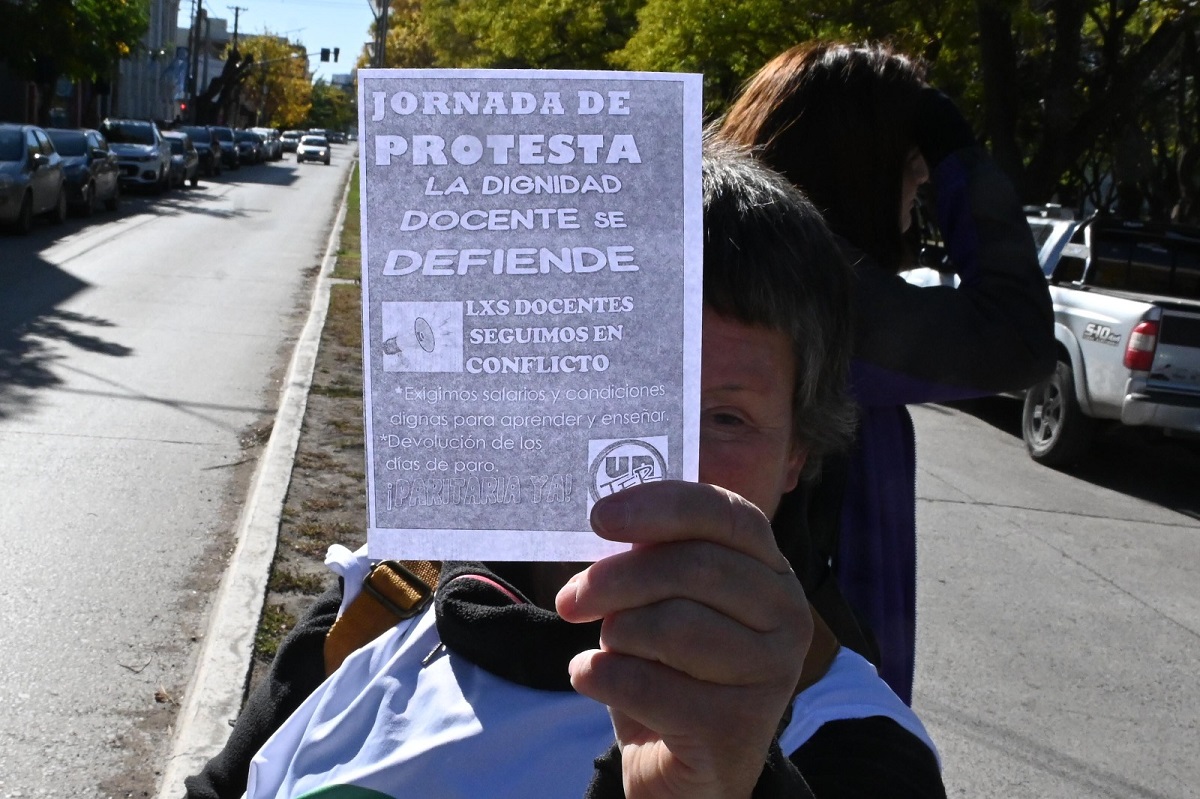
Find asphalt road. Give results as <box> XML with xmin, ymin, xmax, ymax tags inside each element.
<box><xmin>912</xmin><ymin>397</ymin><xmax>1199</xmax><ymax>799</ymax></box>
<box><xmin>0</xmin><ymin>148</ymin><xmax>354</xmax><ymax>797</ymax></box>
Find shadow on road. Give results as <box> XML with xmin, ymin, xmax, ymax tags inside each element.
<box><xmin>0</xmin><ymin>158</ymin><xmax>325</xmax><ymax>421</ymax></box>
<box><xmin>0</xmin><ymin>246</ymin><xmax>130</xmax><ymax>420</ymax></box>
<box><xmin>209</xmin><ymin>159</ymin><xmax>303</xmax><ymax>188</ymax></box>
<box><xmin>941</xmin><ymin>396</ymin><xmax>1200</xmax><ymax>520</ymax></box>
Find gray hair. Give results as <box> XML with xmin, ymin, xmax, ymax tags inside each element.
<box><xmin>702</xmin><ymin>136</ymin><xmax>856</xmax><ymax>478</ymax></box>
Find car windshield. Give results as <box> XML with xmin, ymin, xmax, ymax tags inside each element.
<box><xmin>213</xmin><ymin>128</ymin><xmax>233</xmax><ymax>141</ymax></box>
<box><xmin>47</xmin><ymin>130</ymin><xmax>87</xmax><ymax>156</ymax></box>
<box><xmin>167</xmin><ymin>138</ymin><xmax>185</xmax><ymax>154</ymax></box>
<box><xmin>301</xmin><ymin>136</ymin><xmax>327</xmax><ymax>146</ymax></box>
<box><xmin>103</xmin><ymin>122</ymin><xmax>155</xmax><ymax>145</ymax></box>
<box><xmin>0</xmin><ymin>129</ymin><xmax>26</xmax><ymax>160</ymax></box>
<box><xmin>180</xmin><ymin>127</ymin><xmax>209</xmax><ymax>142</ymax></box>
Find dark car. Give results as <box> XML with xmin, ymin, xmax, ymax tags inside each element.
<box><xmin>210</xmin><ymin>125</ymin><xmax>240</xmax><ymax>170</ymax></box>
<box><xmin>280</xmin><ymin>130</ymin><xmax>302</xmax><ymax>153</ymax></box>
<box><xmin>163</xmin><ymin>131</ymin><xmax>200</xmax><ymax>188</ymax></box>
<box><xmin>234</xmin><ymin>129</ymin><xmax>265</xmax><ymax>164</ymax></box>
<box><xmin>45</xmin><ymin>127</ymin><xmax>120</xmax><ymax>216</ymax></box>
<box><xmin>100</xmin><ymin>118</ymin><xmax>171</xmax><ymax>193</ymax></box>
<box><xmin>176</xmin><ymin>125</ymin><xmax>222</xmax><ymax>177</ymax></box>
<box><xmin>0</xmin><ymin>122</ymin><xmax>66</xmax><ymax>234</ymax></box>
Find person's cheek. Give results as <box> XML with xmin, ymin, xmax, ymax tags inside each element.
<box><xmin>698</xmin><ymin>437</ymin><xmax>736</xmax><ymax>494</ymax></box>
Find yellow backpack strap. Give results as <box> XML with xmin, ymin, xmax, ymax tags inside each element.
<box><xmin>324</xmin><ymin>560</ymin><xmax>442</xmax><ymax>676</ymax></box>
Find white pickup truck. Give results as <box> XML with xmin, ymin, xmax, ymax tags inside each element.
<box><xmin>906</xmin><ymin>208</ymin><xmax>1200</xmax><ymax>466</ymax></box>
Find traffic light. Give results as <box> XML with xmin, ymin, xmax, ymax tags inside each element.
<box><xmin>320</xmin><ymin>48</ymin><xmax>330</xmax><ymax>62</ymax></box>
<box><xmin>333</xmin><ymin>47</ymin><xmax>340</xmax><ymax>62</ymax></box>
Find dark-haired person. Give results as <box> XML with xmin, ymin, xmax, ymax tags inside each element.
<box><xmin>719</xmin><ymin>41</ymin><xmax>1055</xmax><ymax>705</ymax></box>
<box><xmin>185</xmin><ymin>141</ymin><xmax>946</xmax><ymax>799</ymax></box>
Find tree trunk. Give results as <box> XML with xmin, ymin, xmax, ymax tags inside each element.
<box><xmin>976</xmin><ymin>0</ymin><xmax>1024</xmax><ymax>191</ymax></box>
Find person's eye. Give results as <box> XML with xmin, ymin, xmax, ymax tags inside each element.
<box><xmin>710</xmin><ymin>411</ymin><xmax>746</xmax><ymax>427</ymax></box>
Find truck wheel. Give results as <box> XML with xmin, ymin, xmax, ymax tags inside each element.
<box><xmin>1022</xmin><ymin>360</ymin><xmax>1095</xmax><ymax>467</ymax></box>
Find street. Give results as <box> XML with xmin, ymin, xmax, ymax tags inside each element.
<box><xmin>0</xmin><ymin>149</ymin><xmax>354</xmax><ymax>797</ymax></box>
<box><xmin>913</xmin><ymin>398</ymin><xmax>1200</xmax><ymax>799</ymax></box>
<box><xmin>3</xmin><ymin>145</ymin><xmax>1199</xmax><ymax>798</ymax></box>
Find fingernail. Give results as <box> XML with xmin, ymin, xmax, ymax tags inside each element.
<box><xmin>555</xmin><ymin>573</ymin><xmax>580</xmax><ymax>607</ymax></box>
<box><xmin>591</xmin><ymin>496</ymin><xmax>627</xmax><ymax>535</ymax></box>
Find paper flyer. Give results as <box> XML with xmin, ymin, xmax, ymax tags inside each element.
<box><xmin>357</xmin><ymin>69</ymin><xmax>703</xmax><ymax>561</ymax></box>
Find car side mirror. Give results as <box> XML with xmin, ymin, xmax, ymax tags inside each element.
<box><xmin>91</xmin><ymin>147</ymin><xmax>108</xmax><ymax>159</ymax></box>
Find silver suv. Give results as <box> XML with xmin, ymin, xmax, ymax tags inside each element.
<box><xmin>100</xmin><ymin>118</ymin><xmax>172</xmax><ymax>193</ymax></box>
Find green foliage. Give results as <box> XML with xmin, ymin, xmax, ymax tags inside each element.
<box><xmin>238</xmin><ymin>34</ymin><xmax>313</xmax><ymax>128</ymax></box>
<box><xmin>0</xmin><ymin>0</ymin><xmax>149</xmax><ymax>82</ymax></box>
<box><xmin>309</xmin><ymin>79</ymin><xmax>357</xmax><ymax>133</ymax></box>
<box><xmin>382</xmin><ymin>0</ymin><xmax>438</xmax><ymax>67</ymax></box>
<box><xmin>420</xmin><ymin>0</ymin><xmax>641</xmax><ymax>69</ymax></box>
<box><xmin>613</xmin><ymin>0</ymin><xmax>810</xmax><ymax>114</ymax></box>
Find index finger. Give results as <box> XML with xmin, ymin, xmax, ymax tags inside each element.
<box><xmin>590</xmin><ymin>481</ymin><xmax>791</xmax><ymax>573</ymax></box>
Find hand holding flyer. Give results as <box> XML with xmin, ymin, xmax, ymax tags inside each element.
<box><xmin>358</xmin><ymin>69</ymin><xmax>703</xmax><ymax>561</ymax></box>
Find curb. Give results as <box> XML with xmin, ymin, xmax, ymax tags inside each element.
<box><xmin>155</xmin><ymin>161</ymin><xmax>356</xmax><ymax>798</ymax></box>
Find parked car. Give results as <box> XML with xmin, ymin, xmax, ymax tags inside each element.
<box><xmin>296</xmin><ymin>134</ymin><xmax>331</xmax><ymax>165</ymax></box>
<box><xmin>100</xmin><ymin>118</ymin><xmax>171</xmax><ymax>193</ymax></box>
<box><xmin>251</xmin><ymin>127</ymin><xmax>283</xmax><ymax>160</ymax></box>
<box><xmin>904</xmin><ymin>206</ymin><xmax>1200</xmax><ymax>466</ymax></box>
<box><xmin>210</xmin><ymin>125</ymin><xmax>240</xmax><ymax>170</ymax></box>
<box><xmin>0</xmin><ymin>122</ymin><xmax>66</xmax><ymax>233</ymax></box>
<box><xmin>163</xmin><ymin>131</ymin><xmax>200</xmax><ymax>188</ymax></box>
<box><xmin>45</xmin><ymin>127</ymin><xmax>120</xmax><ymax>215</ymax></box>
<box><xmin>234</xmin><ymin>129</ymin><xmax>265</xmax><ymax>164</ymax></box>
<box><xmin>176</xmin><ymin>125</ymin><xmax>222</xmax><ymax>177</ymax></box>
<box><xmin>280</xmin><ymin>130</ymin><xmax>303</xmax><ymax>153</ymax></box>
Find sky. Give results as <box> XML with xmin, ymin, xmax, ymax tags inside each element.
<box><xmin>177</xmin><ymin>0</ymin><xmax>376</xmax><ymax>84</ymax></box>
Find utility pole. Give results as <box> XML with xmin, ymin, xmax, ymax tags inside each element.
<box><xmin>379</xmin><ymin>0</ymin><xmax>388</xmax><ymax>68</ymax></box>
<box><xmin>369</xmin><ymin>0</ymin><xmax>388</xmax><ymax>68</ymax></box>
<box><xmin>189</xmin><ymin>0</ymin><xmax>204</xmax><ymax>122</ymax></box>
<box><xmin>228</xmin><ymin>5</ymin><xmax>247</xmax><ymax>48</ymax></box>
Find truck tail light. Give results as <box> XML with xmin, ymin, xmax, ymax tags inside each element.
<box><xmin>1123</xmin><ymin>320</ymin><xmax>1159</xmax><ymax>371</ymax></box>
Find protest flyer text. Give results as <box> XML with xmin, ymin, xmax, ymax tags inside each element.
<box><xmin>358</xmin><ymin>69</ymin><xmax>702</xmax><ymax>561</ymax></box>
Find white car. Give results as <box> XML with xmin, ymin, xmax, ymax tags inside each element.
<box><xmin>101</xmin><ymin>118</ymin><xmax>172</xmax><ymax>193</ymax></box>
<box><xmin>296</xmin><ymin>135</ymin><xmax>331</xmax><ymax>165</ymax></box>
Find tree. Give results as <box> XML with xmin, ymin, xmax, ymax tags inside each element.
<box><xmin>0</xmin><ymin>0</ymin><xmax>149</xmax><ymax>124</ymax></box>
<box><xmin>613</xmin><ymin>0</ymin><xmax>1200</xmax><ymax>219</ymax></box>
<box><xmin>613</xmin><ymin>0</ymin><xmax>810</xmax><ymax>115</ymax></box>
<box><xmin>309</xmin><ymin>79</ymin><xmax>356</xmax><ymax>132</ymax></box>
<box><xmin>380</xmin><ymin>0</ymin><xmax>438</xmax><ymax>68</ymax></box>
<box><xmin>975</xmin><ymin>1</ymin><xmax>1198</xmax><ymax>217</ymax></box>
<box><xmin>237</xmin><ymin>34</ymin><xmax>312</xmax><ymax>128</ymax></box>
<box><xmin>421</xmin><ymin>0</ymin><xmax>641</xmax><ymax>69</ymax></box>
